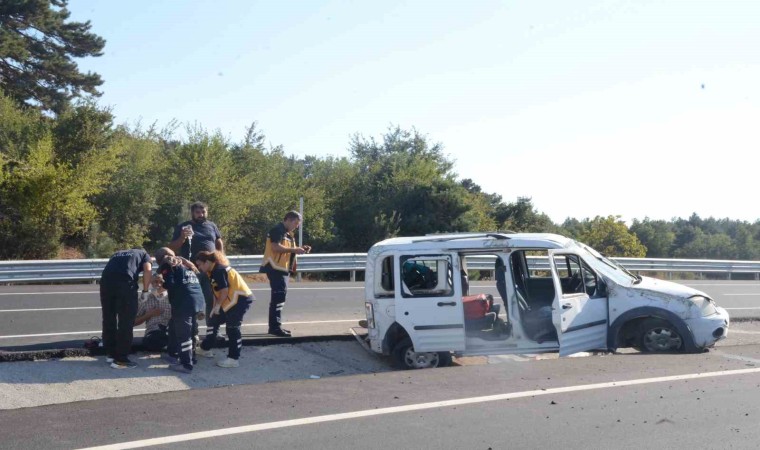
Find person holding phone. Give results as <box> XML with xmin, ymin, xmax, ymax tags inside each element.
<box><xmin>259</xmin><ymin>210</ymin><xmax>311</xmax><ymax>337</ymax></box>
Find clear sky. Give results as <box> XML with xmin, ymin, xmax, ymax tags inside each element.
<box><xmin>67</xmin><ymin>0</ymin><xmax>760</xmax><ymax>225</ymax></box>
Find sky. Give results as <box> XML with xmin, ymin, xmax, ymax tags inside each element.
<box><xmin>67</xmin><ymin>0</ymin><xmax>760</xmax><ymax>225</ymax></box>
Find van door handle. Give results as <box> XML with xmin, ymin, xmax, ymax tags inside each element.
<box><xmin>437</xmin><ymin>301</ymin><xmax>456</xmax><ymax>307</ymax></box>
<box><xmin>562</xmin><ymin>303</ymin><xmax>573</xmax><ymax>310</ymax></box>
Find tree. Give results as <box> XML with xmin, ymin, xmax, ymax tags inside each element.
<box><xmin>576</xmin><ymin>215</ymin><xmax>647</xmax><ymax>257</ymax></box>
<box><xmin>0</xmin><ymin>0</ymin><xmax>105</xmax><ymax>114</ymax></box>
<box><xmin>0</xmin><ymin>91</ymin><xmax>118</xmax><ymax>258</ymax></box>
<box><xmin>630</xmin><ymin>218</ymin><xmax>675</xmax><ymax>258</ymax></box>
<box><xmin>500</xmin><ymin>197</ymin><xmax>560</xmax><ymax>233</ymax></box>
<box><xmin>333</xmin><ymin>126</ymin><xmax>479</xmax><ymax>251</ymax></box>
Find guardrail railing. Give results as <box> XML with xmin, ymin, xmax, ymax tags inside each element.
<box><xmin>1</xmin><ymin>254</ymin><xmax>759</xmax><ymax>284</ymax></box>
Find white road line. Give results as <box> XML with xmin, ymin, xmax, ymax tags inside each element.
<box><xmin>76</xmin><ymin>367</ymin><xmax>760</xmax><ymax>450</ymax></box>
<box><xmin>724</xmin><ymin>307</ymin><xmax>760</xmax><ymax>310</ymax></box>
<box><xmin>0</xmin><ymin>286</ymin><xmax>363</xmax><ymax>296</ymax></box>
<box><xmin>0</xmin><ymin>291</ymin><xmax>99</xmax><ymax>296</ymax></box>
<box><xmin>0</xmin><ymin>307</ymin><xmax>102</xmax><ymax>313</ymax></box>
<box><xmin>0</xmin><ymin>319</ymin><xmax>358</xmax><ymax>339</ymax></box>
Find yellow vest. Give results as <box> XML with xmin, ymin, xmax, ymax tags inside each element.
<box><xmin>262</xmin><ymin>223</ymin><xmax>296</xmax><ymax>273</ymax></box>
<box><xmin>209</xmin><ymin>263</ymin><xmax>252</xmax><ymax>312</ymax></box>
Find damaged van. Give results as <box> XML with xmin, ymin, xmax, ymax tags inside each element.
<box><xmin>356</xmin><ymin>233</ymin><xmax>729</xmax><ymax>369</ymax></box>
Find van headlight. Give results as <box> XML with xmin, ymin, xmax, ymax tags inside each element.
<box><xmin>690</xmin><ymin>296</ymin><xmax>717</xmax><ymax>317</ymax></box>
<box><xmin>365</xmin><ymin>302</ymin><xmax>375</xmax><ymax>328</ymax></box>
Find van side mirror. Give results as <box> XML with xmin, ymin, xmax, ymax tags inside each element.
<box><xmin>597</xmin><ymin>280</ymin><xmax>608</xmax><ymax>297</ymax></box>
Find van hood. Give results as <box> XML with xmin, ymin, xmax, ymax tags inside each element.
<box><xmin>628</xmin><ymin>276</ymin><xmax>708</xmax><ymax>299</ymax></box>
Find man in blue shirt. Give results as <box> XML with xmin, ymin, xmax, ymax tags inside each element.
<box><xmin>170</xmin><ymin>202</ymin><xmax>223</xmax><ymax>327</ymax></box>
<box><xmin>100</xmin><ymin>248</ymin><xmax>152</xmax><ymax>369</ymax></box>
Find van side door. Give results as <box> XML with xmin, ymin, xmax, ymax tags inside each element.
<box><xmin>549</xmin><ymin>251</ymin><xmax>608</xmax><ymax>356</ymax></box>
<box><xmin>394</xmin><ymin>253</ymin><xmax>466</xmax><ymax>352</ymax></box>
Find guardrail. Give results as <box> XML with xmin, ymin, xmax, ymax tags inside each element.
<box><xmin>1</xmin><ymin>254</ymin><xmax>759</xmax><ymax>284</ymax></box>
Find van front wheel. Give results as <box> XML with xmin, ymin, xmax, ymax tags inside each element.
<box><xmin>638</xmin><ymin>318</ymin><xmax>684</xmax><ymax>353</ymax></box>
<box><xmin>392</xmin><ymin>338</ymin><xmax>452</xmax><ymax>369</ymax></box>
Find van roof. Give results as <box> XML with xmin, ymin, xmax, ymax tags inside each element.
<box><xmin>370</xmin><ymin>232</ymin><xmax>575</xmax><ymax>252</ymax></box>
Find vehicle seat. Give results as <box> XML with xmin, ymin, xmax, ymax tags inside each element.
<box><xmin>515</xmin><ymin>286</ymin><xmax>557</xmax><ymax>342</ymax></box>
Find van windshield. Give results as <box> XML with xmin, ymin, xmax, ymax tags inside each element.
<box><xmin>579</xmin><ymin>244</ymin><xmax>641</xmax><ymax>285</ymax></box>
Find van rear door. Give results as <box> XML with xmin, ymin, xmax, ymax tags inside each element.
<box><xmin>394</xmin><ymin>253</ymin><xmax>465</xmax><ymax>352</ymax></box>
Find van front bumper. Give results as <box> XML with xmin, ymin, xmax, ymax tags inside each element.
<box><xmin>687</xmin><ymin>306</ymin><xmax>729</xmax><ymax>349</ymax></box>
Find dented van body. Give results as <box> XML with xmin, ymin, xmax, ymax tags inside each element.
<box><xmin>359</xmin><ymin>233</ymin><xmax>729</xmax><ymax>369</ymax></box>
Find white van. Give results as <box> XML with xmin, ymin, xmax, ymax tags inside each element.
<box><xmin>357</xmin><ymin>233</ymin><xmax>729</xmax><ymax>369</ymax></box>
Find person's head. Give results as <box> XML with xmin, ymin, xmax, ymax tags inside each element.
<box><xmin>151</xmin><ymin>274</ymin><xmax>165</xmax><ymax>292</ymax></box>
<box><xmin>154</xmin><ymin>247</ymin><xmax>175</xmax><ymax>266</ymax></box>
<box><xmin>282</xmin><ymin>210</ymin><xmax>302</xmax><ymax>232</ymax></box>
<box><xmin>195</xmin><ymin>250</ymin><xmax>229</xmax><ymax>273</ymax></box>
<box><xmin>190</xmin><ymin>202</ymin><xmax>209</xmax><ymax>223</ymax></box>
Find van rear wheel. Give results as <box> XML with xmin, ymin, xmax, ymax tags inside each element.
<box><xmin>392</xmin><ymin>338</ymin><xmax>452</xmax><ymax>370</ymax></box>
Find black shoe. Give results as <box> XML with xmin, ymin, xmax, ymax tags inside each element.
<box><xmin>268</xmin><ymin>328</ymin><xmax>291</xmax><ymax>337</ymax></box>
<box><xmin>111</xmin><ymin>359</ymin><xmax>137</xmax><ymax>369</ymax></box>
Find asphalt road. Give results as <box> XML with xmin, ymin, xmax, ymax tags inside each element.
<box><xmin>1</xmin><ymin>280</ymin><xmax>759</xmax><ymax>350</ymax></box>
<box><xmin>3</xmin><ymin>340</ymin><xmax>760</xmax><ymax>449</ymax></box>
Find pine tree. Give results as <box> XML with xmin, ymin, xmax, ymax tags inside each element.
<box><xmin>0</xmin><ymin>0</ymin><xmax>105</xmax><ymax>114</ymax></box>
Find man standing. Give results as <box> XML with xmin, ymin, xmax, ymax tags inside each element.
<box><xmin>260</xmin><ymin>211</ymin><xmax>310</xmax><ymax>337</ymax></box>
<box><xmin>170</xmin><ymin>202</ymin><xmax>223</xmax><ymax>322</ymax></box>
<box><xmin>100</xmin><ymin>248</ymin><xmax>152</xmax><ymax>369</ymax></box>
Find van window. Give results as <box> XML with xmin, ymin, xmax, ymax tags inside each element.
<box><xmin>553</xmin><ymin>254</ymin><xmax>598</xmax><ymax>296</ymax></box>
<box><xmin>375</xmin><ymin>256</ymin><xmax>394</xmax><ymax>298</ymax></box>
<box><xmin>400</xmin><ymin>255</ymin><xmax>454</xmax><ymax>298</ymax></box>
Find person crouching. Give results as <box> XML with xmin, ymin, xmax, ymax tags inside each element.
<box><xmin>154</xmin><ymin>247</ymin><xmax>205</xmax><ymax>374</ymax></box>
<box><xmin>195</xmin><ymin>251</ymin><xmax>254</xmax><ymax>368</ymax></box>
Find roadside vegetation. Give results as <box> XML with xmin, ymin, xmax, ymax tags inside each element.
<box><xmin>2</xmin><ymin>1</ymin><xmax>759</xmax><ymax>261</ymax></box>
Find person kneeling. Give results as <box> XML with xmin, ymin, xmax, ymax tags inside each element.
<box><xmin>195</xmin><ymin>251</ymin><xmax>254</xmax><ymax>368</ymax></box>
<box><xmin>155</xmin><ymin>248</ymin><xmax>205</xmax><ymax>374</ymax></box>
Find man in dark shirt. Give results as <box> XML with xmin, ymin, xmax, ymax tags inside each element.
<box><xmin>100</xmin><ymin>248</ymin><xmax>152</xmax><ymax>369</ymax></box>
<box><xmin>259</xmin><ymin>211</ymin><xmax>311</xmax><ymax>337</ymax></box>
<box><xmin>170</xmin><ymin>202</ymin><xmax>223</xmax><ymax>324</ymax></box>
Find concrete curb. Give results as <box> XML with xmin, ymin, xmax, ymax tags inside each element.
<box><xmin>0</xmin><ymin>334</ymin><xmax>356</xmax><ymax>363</ymax></box>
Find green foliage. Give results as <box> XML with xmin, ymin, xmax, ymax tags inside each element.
<box><xmin>3</xmin><ymin>85</ymin><xmax>760</xmax><ymax>261</ymax></box>
<box><xmin>573</xmin><ymin>215</ymin><xmax>647</xmax><ymax>258</ymax></box>
<box><xmin>500</xmin><ymin>197</ymin><xmax>561</xmax><ymax>233</ymax></box>
<box><xmin>0</xmin><ymin>0</ymin><xmax>105</xmax><ymax>114</ymax></box>
<box><xmin>630</xmin><ymin>219</ymin><xmax>675</xmax><ymax>258</ymax></box>
<box><xmin>332</xmin><ymin>126</ymin><xmax>479</xmax><ymax>251</ymax></box>
<box><xmin>0</xmin><ymin>92</ymin><xmax>115</xmax><ymax>258</ymax></box>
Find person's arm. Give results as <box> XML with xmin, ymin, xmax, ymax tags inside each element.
<box><xmin>214</xmin><ymin>224</ymin><xmax>224</xmax><ymax>253</ymax></box>
<box><xmin>141</xmin><ymin>262</ymin><xmax>152</xmax><ymax>292</ymax></box>
<box><xmin>177</xmin><ymin>257</ymin><xmax>199</xmax><ymax>274</ymax></box>
<box><xmin>134</xmin><ymin>308</ymin><xmax>161</xmax><ymax>327</ymax></box>
<box><xmin>272</xmin><ymin>242</ymin><xmax>307</xmax><ymax>255</ymax></box>
<box><xmin>169</xmin><ymin>224</ymin><xmax>192</xmax><ymax>253</ymax></box>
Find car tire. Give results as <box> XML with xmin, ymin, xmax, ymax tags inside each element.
<box><xmin>638</xmin><ymin>318</ymin><xmax>684</xmax><ymax>353</ymax></box>
<box><xmin>391</xmin><ymin>338</ymin><xmax>451</xmax><ymax>369</ymax></box>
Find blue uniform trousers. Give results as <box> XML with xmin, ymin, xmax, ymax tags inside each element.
<box><xmin>200</xmin><ymin>296</ymin><xmax>252</xmax><ymax>360</ymax></box>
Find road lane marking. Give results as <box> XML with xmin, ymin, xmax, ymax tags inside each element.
<box><xmin>76</xmin><ymin>366</ymin><xmax>760</xmax><ymax>450</ymax></box>
<box><xmin>724</xmin><ymin>307</ymin><xmax>760</xmax><ymax>310</ymax></box>
<box><xmin>0</xmin><ymin>287</ymin><xmax>363</xmax><ymax>296</ymax></box>
<box><xmin>0</xmin><ymin>319</ymin><xmax>359</xmax><ymax>339</ymax></box>
<box><xmin>0</xmin><ymin>307</ymin><xmax>102</xmax><ymax>313</ymax></box>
